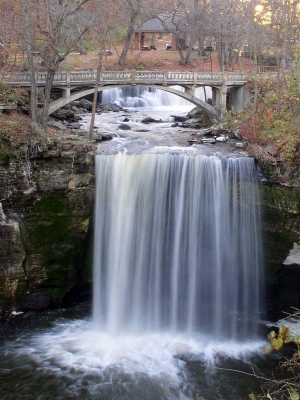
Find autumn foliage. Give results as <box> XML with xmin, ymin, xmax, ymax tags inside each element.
<box><xmin>236</xmin><ymin>79</ymin><xmax>300</xmax><ymax>166</ymax></box>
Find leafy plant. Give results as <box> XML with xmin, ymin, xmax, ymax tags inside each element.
<box><xmin>0</xmin><ymin>148</ymin><xmax>14</xmax><ymax>164</ymax></box>
<box><xmin>250</xmin><ymin>311</ymin><xmax>300</xmax><ymax>400</ymax></box>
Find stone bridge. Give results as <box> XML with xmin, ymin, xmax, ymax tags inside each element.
<box><xmin>2</xmin><ymin>70</ymin><xmax>252</xmax><ymax>117</ymax></box>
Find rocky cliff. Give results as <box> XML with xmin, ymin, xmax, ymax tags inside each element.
<box><xmin>0</xmin><ymin>115</ymin><xmax>299</xmax><ymax>320</ymax></box>
<box><xmin>0</xmin><ymin>134</ymin><xmax>95</xmax><ymax>312</ymax></box>
<box><xmin>250</xmin><ymin>144</ymin><xmax>300</xmax><ymax>319</ymax></box>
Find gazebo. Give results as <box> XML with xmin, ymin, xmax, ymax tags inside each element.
<box><xmin>133</xmin><ymin>14</ymin><xmax>180</xmax><ymax>51</ymax></box>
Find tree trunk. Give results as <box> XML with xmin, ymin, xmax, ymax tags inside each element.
<box><xmin>198</xmin><ymin>32</ymin><xmax>206</xmax><ymax>57</ymax></box>
<box><xmin>89</xmin><ymin>53</ymin><xmax>103</xmax><ymax>139</ymax></box>
<box><xmin>77</xmin><ymin>28</ymin><xmax>86</xmax><ymax>54</ymax></box>
<box><xmin>119</xmin><ymin>2</ymin><xmax>140</xmax><ymax>67</ymax></box>
<box><xmin>22</xmin><ymin>0</ymin><xmax>38</xmax><ymax>123</ymax></box>
<box><xmin>252</xmin><ymin>53</ymin><xmax>259</xmax><ymax>114</ymax></box>
<box><xmin>39</xmin><ymin>69</ymin><xmax>56</xmax><ymax>129</ymax></box>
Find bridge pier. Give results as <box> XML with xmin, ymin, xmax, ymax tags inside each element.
<box><xmin>185</xmin><ymin>86</ymin><xmax>196</xmax><ymax>97</ymax></box>
<box><xmin>62</xmin><ymin>87</ymin><xmax>71</xmax><ymax>99</ymax></box>
<box><xmin>228</xmin><ymin>85</ymin><xmax>251</xmax><ymax>113</ymax></box>
<box><xmin>212</xmin><ymin>85</ymin><xmax>228</xmax><ymax>115</ymax></box>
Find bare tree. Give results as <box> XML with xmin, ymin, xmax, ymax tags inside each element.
<box><xmin>118</xmin><ymin>0</ymin><xmax>143</xmax><ymax>67</ymax></box>
<box><xmin>38</xmin><ymin>0</ymin><xmax>91</xmax><ymax>128</ymax></box>
<box><xmin>22</xmin><ymin>0</ymin><xmax>39</xmax><ymax>123</ymax></box>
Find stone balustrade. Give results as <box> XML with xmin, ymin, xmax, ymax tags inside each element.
<box><xmin>1</xmin><ymin>70</ymin><xmax>251</xmax><ymax>87</ymax></box>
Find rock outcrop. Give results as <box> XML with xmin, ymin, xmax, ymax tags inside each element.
<box><xmin>0</xmin><ymin>135</ymin><xmax>95</xmax><ymax>312</ymax></box>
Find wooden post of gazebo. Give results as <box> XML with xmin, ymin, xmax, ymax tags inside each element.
<box><xmin>171</xmin><ymin>35</ymin><xmax>179</xmax><ymax>51</ymax></box>
<box><xmin>133</xmin><ymin>33</ymin><xmax>140</xmax><ymax>50</ymax></box>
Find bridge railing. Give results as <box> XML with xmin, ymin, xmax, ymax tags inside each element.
<box><xmin>1</xmin><ymin>70</ymin><xmax>252</xmax><ymax>86</ymax></box>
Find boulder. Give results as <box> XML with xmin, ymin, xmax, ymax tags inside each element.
<box><xmin>72</xmin><ymin>115</ymin><xmax>83</xmax><ymax>122</ymax></box>
<box><xmin>78</xmin><ymin>99</ymin><xmax>93</xmax><ymax>111</ymax></box>
<box><xmin>66</xmin><ymin>122</ymin><xmax>82</xmax><ymax>129</ymax></box>
<box><xmin>99</xmin><ymin>103</ymin><xmax>123</xmax><ymax>112</ymax></box>
<box><xmin>52</xmin><ymin>109</ymin><xmax>75</xmax><ymax>121</ymax></box>
<box><xmin>47</xmin><ymin>120</ymin><xmax>67</xmax><ymax>130</ymax></box>
<box><xmin>101</xmin><ymin>133</ymin><xmax>115</xmax><ymax>141</ymax></box>
<box><xmin>118</xmin><ymin>123</ymin><xmax>131</xmax><ymax>130</ymax></box>
<box><xmin>141</xmin><ymin>117</ymin><xmax>163</xmax><ymax>124</ymax></box>
<box><xmin>185</xmin><ymin>107</ymin><xmax>218</xmax><ymax>127</ymax></box>
<box><xmin>171</xmin><ymin>115</ymin><xmax>188</xmax><ymax>122</ymax></box>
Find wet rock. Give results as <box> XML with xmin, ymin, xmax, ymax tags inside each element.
<box><xmin>171</xmin><ymin>115</ymin><xmax>188</xmax><ymax>122</ymax></box>
<box><xmin>78</xmin><ymin>99</ymin><xmax>93</xmax><ymax>111</ymax></box>
<box><xmin>23</xmin><ymin>290</ymin><xmax>52</xmax><ymax>311</ymax></box>
<box><xmin>118</xmin><ymin>123</ymin><xmax>131</xmax><ymax>130</ymax></box>
<box><xmin>93</xmin><ymin>133</ymin><xmax>115</xmax><ymax>142</ymax></box>
<box><xmin>185</xmin><ymin>107</ymin><xmax>218</xmax><ymax>127</ymax></box>
<box><xmin>52</xmin><ymin>109</ymin><xmax>75</xmax><ymax>121</ymax></box>
<box><xmin>99</xmin><ymin>103</ymin><xmax>123</xmax><ymax>112</ymax></box>
<box><xmin>72</xmin><ymin>115</ymin><xmax>83</xmax><ymax>121</ymax></box>
<box><xmin>94</xmin><ymin>134</ymin><xmax>103</xmax><ymax>142</ymax></box>
<box><xmin>101</xmin><ymin>134</ymin><xmax>115</xmax><ymax>141</ymax></box>
<box><xmin>141</xmin><ymin>117</ymin><xmax>163</xmax><ymax>124</ymax></box>
<box><xmin>66</xmin><ymin>122</ymin><xmax>82</xmax><ymax>129</ymax></box>
<box><xmin>48</xmin><ymin>120</ymin><xmax>67</xmax><ymax>130</ymax></box>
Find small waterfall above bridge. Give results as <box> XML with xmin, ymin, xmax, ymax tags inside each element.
<box><xmin>101</xmin><ymin>85</ymin><xmax>211</xmax><ymax>108</ymax></box>
<box><xmin>93</xmin><ymin>152</ymin><xmax>263</xmax><ymax>340</ymax></box>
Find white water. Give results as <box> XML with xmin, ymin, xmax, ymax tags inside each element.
<box><xmin>1</xmin><ymin>318</ymin><xmax>265</xmax><ymax>399</ymax></box>
<box><xmin>101</xmin><ymin>86</ymin><xmax>211</xmax><ymax>108</ymax></box>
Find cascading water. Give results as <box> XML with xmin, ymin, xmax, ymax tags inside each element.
<box><xmin>93</xmin><ymin>152</ymin><xmax>263</xmax><ymax>341</ymax></box>
<box><xmin>101</xmin><ymin>86</ymin><xmax>211</xmax><ymax>108</ymax></box>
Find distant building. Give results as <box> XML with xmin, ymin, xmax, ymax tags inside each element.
<box><xmin>133</xmin><ymin>14</ymin><xmax>181</xmax><ymax>51</ymax></box>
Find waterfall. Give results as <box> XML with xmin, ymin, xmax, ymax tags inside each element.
<box><xmin>101</xmin><ymin>86</ymin><xmax>211</xmax><ymax>108</ymax></box>
<box><xmin>0</xmin><ymin>151</ymin><xmax>265</xmax><ymax>400</ymax></box>
<box><xmin>93</xmin><ymin>153</ymin><xmax>263</xmax><ymax>340</ymax></box>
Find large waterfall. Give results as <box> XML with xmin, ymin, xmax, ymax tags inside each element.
<box><xmin>93</xmin><ymin>152</ymin><xmax>263</xmax><ymax>340</ymax></box>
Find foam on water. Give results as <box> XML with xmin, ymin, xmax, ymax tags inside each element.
<box><xmin>3</xmin><ymin>318</ymin><xmax>266</xmax><ymax>399</ymax></box>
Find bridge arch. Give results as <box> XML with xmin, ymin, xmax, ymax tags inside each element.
<box><xmin>48</xmin><ymin>84</ymin><xmax>220</xmax><ymax>118</ymax></box>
